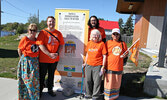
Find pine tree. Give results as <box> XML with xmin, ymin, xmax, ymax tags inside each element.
<box><xmin>124</xmin><ymin>14</ymin><xmax>134</xmax><ymax>36</ymax></box>
<box><xmin>118</xmin><ymin>18</ymin><xmax>124</xmax><ymax>35</ymax></box>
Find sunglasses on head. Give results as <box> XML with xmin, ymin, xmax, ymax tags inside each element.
<box><xmin>29</xmin><ymin>29</ymin><xmax>36</xmax><ymax>32</ymax></box>
<box><xmin>112</xmin><ymin>33</ymin><xmax>119</xmax><ymax>36</ymax></box>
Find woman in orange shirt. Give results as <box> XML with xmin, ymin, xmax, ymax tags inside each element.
<box><xmin>103</xmin><ymin>28</ymin><xmax>128</xmax><ymax>100</ymax></box>
<box><xmin>83</xmin><ymin>29</ymin><xmax>107</xmax><ymax>100</ymax></box>
<box><xmin>17</xmin><ymin>23</ymin><xmax>40</xmax><ymax>100</ymax></box>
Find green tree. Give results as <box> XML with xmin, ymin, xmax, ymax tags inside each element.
<box><xmin>118</xmin><ymin>18</ymin><xmax>124</xmax><ymax>35</ymax></box>
<box><xmin>27</xmin><ymin>14</ymin><xmax>39</xmax><ymax>29</ymax></box>
<box><xmin>11</xmin><ymin>22</ymin><xmax>19</xmax><ymax>32</ymax></box>
<box><xmin>16</xmin><ymin>24</ymin><xmax>25</xmax><ymax>34</ymax></box>
<box><xmin>39</xmin><ymin>20</ymin><xmax>47</xmax><ymax>30</ymax></box>
<box><xmin>2</xmin><ymin>22</ymin><xmax>19</xmax><ymax>32</ymax></box>
<box><xmin>124</xmin><ymin>14</ymin><xmax>134</xmax><ymax>36</ymax></box>
<box><xmin>24</xmin><ymin>23</ymin><xmax>30</xmax><ymax>33</ymax></box>
<box><xmin>1</xmin><ymin>24</ymin><xmax>6</xmax><ymax>31</ymax></box>
<box><xmin>12</xmin><ymin>22</ymin><xmax>19</xmax><ymax>29</ymax></box>
<box><xmin>2</xmin><ymin>23</ymin><xmax>13</xmax><ymax>31</ymax></box>
<box><xmin>28</xmin><ymin>14</ymin><xmax>39</xmax><ymax>24</ymax></box>
<box><xmin>98</xmin><ymin>18</ymin><xmax>104</xmax><ymax>20</ymax></box>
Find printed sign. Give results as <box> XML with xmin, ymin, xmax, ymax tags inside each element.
<box><xmin>54</xmin><ymin>9</ymin><xmax>89</xmax><ymax>92</ymax></box>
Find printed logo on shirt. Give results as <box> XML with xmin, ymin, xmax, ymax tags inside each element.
<box><xmin>48</xmin><ymin>36</ymin><xmax>58</xmax><ymax>45</ymax></box>
<box><xmin>31</xmin><ymin>44</ymin><xmax>39</xmax><ymax>53</ymax></box>
<box><xmin>112</xmin><ymin>46</ymin><xmax>122</xmax><ymax>56</ymax></box>
<box><xmin>88</xmin><ymin>48</ymin><xmax>98</xmax><ymax>52</ymax></box>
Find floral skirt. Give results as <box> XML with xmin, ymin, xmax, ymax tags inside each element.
<box><xmin>17</xmin><ymin>55</ymin><xmax>40</xmax><ymax>100</ymax></box>
<box><xmin>104</xmin><ymin>70</ymin><xmax>122</xmax><ymax>100</ymax></box>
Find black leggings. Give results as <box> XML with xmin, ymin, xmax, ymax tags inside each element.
<box><xmin>39</xmin><ymin>62</ymin><xmax>58</xmax><ymax>94</ymax></box>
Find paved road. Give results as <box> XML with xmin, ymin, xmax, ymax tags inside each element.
<box><xmin>0</xmin><ymin>77</ymin><xmax>164</xmax><ymax>100</ymax></box>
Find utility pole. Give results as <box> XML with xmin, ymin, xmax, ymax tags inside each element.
<box><xmin>38</xmin><ymin>9</ymin><xmax>39</xmax><ymax>24</ymax></box>
<box><xmin>0</xmin><ymin>0</ymin><xmax>1</xmax><ymax>37</ymax></box>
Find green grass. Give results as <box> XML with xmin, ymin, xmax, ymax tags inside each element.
<box><xmin>125</xmin><ymin>41</ymin><xmax>152</xmax><ymax>69</ymax></box>
<box><xmin>126</xmin><ymin>42</ymin><xmax>132</xmax><ymax>48</ymax></box>
<box><xmin>0</xmin><ymin>35</ymin><xmax>152</xmax><ymax>79</ymax></box>
<box><xmin>0</xmin><ymin>35</ymin><xmax>20</xmax><ymax>79</ymax></box>
<box><xmin>127</xmin><ymin>52</ymin><xmax>152</xmax><ymax>69</ymax></box>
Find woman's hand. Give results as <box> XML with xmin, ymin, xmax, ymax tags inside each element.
<box><xmin>120</xmin><ymin>52</ymin><xmax>129</xmax><ymax>58</ymax></box>
<box><xmin>49</xmin><ymin>53</ymin><xmax>58</xmax><ymax>59</ymax></box>
<box><xmin>82</xmin><ymin>63</ymin><xmax>86</xmax><ymax>68</ymax></box>
<box><xmin>100</xmin><ymin>66</ymin><xmax>105</xmax><ymax>76</ymax></box>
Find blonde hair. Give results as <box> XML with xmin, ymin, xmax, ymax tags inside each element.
<box><xmin>28</xmin><ymin>23</ymin><xmax>37</xmax><ymax>31</ymax></box>
<box><xmin>89</xmin><ymin>29</ymin><xmax>102</xmax><ymax>42</ymax></box>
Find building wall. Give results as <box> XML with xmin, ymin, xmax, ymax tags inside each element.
<box><xmin>147</xmin><ymin>16</ymin><xmax>164</xmax><ymax>50</ymax></box>
<box><xmin>142</xmin><ymin>0</ymin><xmax>166</xmax><ymax>16</ymax></box>
<box><xmin>105</xmin><ymin>30</ymin><xmax>112</xmax><ymax>35</ymax></box>
<box><xmin>133</xmin><ymin>15</ymin><xmax>150</xmax><ymax>48</ymax></box>
<box><xmin>133</xmin><ymin>0</ymin><xmax>167</xmax><ymax>49</ymax></box>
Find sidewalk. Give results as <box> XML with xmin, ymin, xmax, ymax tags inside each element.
<box><xmin>0</xmin><ymin>78</ymin><xmax>17</xmax><ymax>100</ymax></box>
<box><xmin>0</xmin><ymin>77</ymin><xmax>164</xmax><ymax>100</ymax></box>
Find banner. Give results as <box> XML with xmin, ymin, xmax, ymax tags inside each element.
<box><xmin>54</xmin><ymin>9</ymin><xmax>89</xmax><ymax>92</ymax></box>
<box><xmin>129</xmin><ymin>39</ymin><xmax>140</xmax><ymax>66</ymax></box>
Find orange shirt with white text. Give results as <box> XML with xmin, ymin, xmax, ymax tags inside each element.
<box><xmin>36</xmin><ymin>29</ymin><xmax>64</xmax><ymax>63</ymax></box>
<box><xmin>86</xmin><ymin>41</ymin><xmax>107</xmax><ymax>66</ymax></box>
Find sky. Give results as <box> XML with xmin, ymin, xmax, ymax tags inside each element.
<box><xmin>1</xmin><ymin>0</ymin><xmax>131</xmax><ymax>24</ymax></box>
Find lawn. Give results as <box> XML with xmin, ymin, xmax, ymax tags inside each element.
<box><xmin>2</xmin><ymin>35</ymin><xmax>164</xmax><ymax>98</ymax></box>
<box><xmin>0</xmin><ymin>35</ymin><xmax>152</xmax><ymax>80</ymax></box>
<box><xmin>0</xmin><ymin>35</ymin><xmax>20</xmax><ymax>79</ymax></box>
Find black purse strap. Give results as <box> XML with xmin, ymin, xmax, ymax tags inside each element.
<box><xmin>121</xmin><ymin>42</ymin><xmax>125</xmax><ymax>52</ymax></box>
<box><xmin>44</xmin><ymin>29</ymin><xmax>60</xmax><ymax>43</ymax></box>
<box><xmin>121</xmin><ymin>42</ymin><xmax>128</xmax><ymax>57</ymax></box>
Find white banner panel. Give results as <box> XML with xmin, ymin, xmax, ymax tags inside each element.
<box><xmin>54</xmin><ymin>9</ymin><xmax>89</xmax><ymax>92</ymax></box>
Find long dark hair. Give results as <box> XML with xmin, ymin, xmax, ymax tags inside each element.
<box><xmin>87</xmin><ymin>15</ymin><xmax>99</xmax><ymax>28</ymax></box>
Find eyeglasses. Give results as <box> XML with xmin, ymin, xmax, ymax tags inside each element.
<box><xmin>91</xmin><ymin>20</ymin><xmax>96</xmax><ymax>22</ymax></box>
<box><xmin>112</xmin><ymin>33</ymin><xmax>119</xmax><ymax>36</ymax></box>
<box><xmin>29</xmin><ymin>29</ymin><xmax>37</xmax><ymax>32</ymax></box>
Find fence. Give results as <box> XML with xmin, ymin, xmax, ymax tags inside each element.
<box><xmin>106</xmin><ymin>35</ymin><xmax>133</xmax><ymax>44</ymax></box>
<box><xmin>121</xmin><ymin>35</ymin><xmax>133</xmax><ymax>44</ymax></box>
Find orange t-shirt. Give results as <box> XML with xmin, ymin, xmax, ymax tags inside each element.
<box><xmin>18</xmin><ymin>36</ymin><xmax>39</xmax><ymax>57</ymax></box>
<box><xmin>36</xmin><ymin>29</ymin><xmax>64</xmax><ymax>63</ymax></box>
<box><xmin>88</xmin><ymin>27</ymin><xmax>106</xmax><ymax>41</ymax></box>
<box><xmin>86</xmin><ymin>41</ymin><xmax>107</xmax><ymax>66</ymax></box>
<box><xmin>106</xmin><ymin>40</ymin><xmax>128</xmax><ymax>71</ymax></box>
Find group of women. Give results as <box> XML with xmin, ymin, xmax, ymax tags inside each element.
<box><xmin>83</xmin><ymin>28</ymin><xmax>128</xmax><ymax>100</ymax></box>
<box><xmin>17</xmin><ymin>22</ymin><xmax>128</xmax><ymax>100</ymax></box>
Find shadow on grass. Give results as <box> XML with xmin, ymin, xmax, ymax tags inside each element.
<box><xmin>0</xmin><ymin>48</ymin><xmax>18</xmax><ymax>58</ymax></box>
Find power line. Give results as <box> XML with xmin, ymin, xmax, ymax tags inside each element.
<box><xmin>2</xmin><ymin>11</ymin><xmax>28</xmax><ymax>19</ymax></box>
<box><xmin>4</xmin><ymin>0</ymin><xmax>30</xmax><ymax>15</ymax></box>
